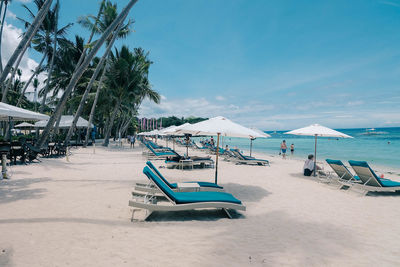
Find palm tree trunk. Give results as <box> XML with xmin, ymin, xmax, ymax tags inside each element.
<box><xmin>39</xmin><ymin>2</ymin><xmax>58</xmax><ymax>113</ymax></box>
<box><xmin>65</xmin><ymin>19</ymin><xmax>125</xmax><ymax>144</ymax></box>
<box><xmin>84</xmin><ymin>65</ymin><xmax>106</xmax><ymax>147</ymax></box>
<box><xmin>0</xmin><ymin>0</ymin><xmax>53</xmax><ymax>96</ymax></box>
<box><xmin>2</xmin><ymin>49</ymin><xmax>25</xmax><ymax>103</ymax></box>
<box><xmin>36</xmin><ymin>0</ymin><xmax>138</xmax><ymax>149</ymax></box>
<box><xmin>17</xmin><ymin>53</ymin><xmax>46</xmax><ymax>107</ymax></box>
<box><xmin>102</xmin><ymin>99</ymin><xmax>120</xmax><ymax>147</ymax></box>
<box><xmin>0</xmin><ymin>0</ymin><xmax>7</xmax><ymax>74</ymax></box>
<box><xmin>76</xmin><ymin>0</ymin><xmax>105</xmax><ymax>68</ymax></box>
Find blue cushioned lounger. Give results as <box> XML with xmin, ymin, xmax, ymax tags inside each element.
<box><xmin>231</xmin><ymin>150</ymin><xmax>269</xmax><ymax>166</ymax></box>
<box><xmin>129</xmin><ymin>167</ymin><xmax>245</xmax><ymax>220</ymax></box>
<box><xmin>326</xmin><ymin>159</ymin><xmax>360</xmax><ymax>182</ymax></box>
<box><xmin>146</xmin><ymin>161</ymin><xmax>223</xmax><ymax>190</ymax></box>
<box><xmin>348</xmin><ymin>160</ymin><xmax>400</xmax><ymax>193</ymax></box>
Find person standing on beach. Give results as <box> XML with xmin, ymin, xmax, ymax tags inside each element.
<box><xmin>280</xmin><ymin>140</ymin><xmax>287</xmax><ymax>159</ymax></box>
<box><xmin>130</xmin><ymin>135</ymin><xmax>136</xmax><ymax>148</ymax></box>
<box><xmin>290</xmin><ymin>143</ymin><xmax>294</xmax><ymax>155</ymax></box>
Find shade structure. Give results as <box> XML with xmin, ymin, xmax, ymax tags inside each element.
<box><xmin>176</xmin><ymin>116</ymin><xmax>266</xmax><ymax>184</ymax></box>
<box><xmin>285</xmin><ymin>124</ymin><xmax>353</xmax><ymax>176</ymax></box>
<box><xmin>14</xmin><ymin>122</ymin><xmax>35</xmax><ymax>128</ymax></box>
<box><xmin>0</xmin><ymin>102</ymin><xmax>49</xmax><ymax>121</ymax></box>
<box><xmin>159</xmin><ymin>125</ymin><xmax>177</xmax><ymax>135</ymax></box>
<box><xmin>249</xmin><ymin>128</ymin><xmax>271</xmax><ymax>156</ymax></box>
<box><xmin>35</xmin><ymin>115</ymin><xmax>94</xmax><ymax>129</ymax></box>
<box><xmin>164</xmin><ymin>123</ymin><xmax>190</xmax><ymax>136</ymax></box>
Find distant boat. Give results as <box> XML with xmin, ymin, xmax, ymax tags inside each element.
<box><xmin>360</xmin><ymin>128</ymin><xmax>388</xmax><ymax>135</ymax></box>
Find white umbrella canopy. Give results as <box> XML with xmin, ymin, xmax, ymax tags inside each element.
<box><xmin>35</xmin><ymin>115</ymin><xmax>94</xmax><ymax>129</ymax></box>
<box><xmin>285</xmin><ymin>124</ymin><xmax>353</xmax><ymax>176</ymax></box>
<box><xmin>285</xmin><ymin>124</ymin><xmax>352</xmax><ymax>138</ymax></box>
<box><xmin>164</xmin><ymin>123</ymin><xmax>191</xmax><ymax>136</ymax></box>
<box><xmin>14</xmin><ymin>122</ymin><xmax>35</xmax><ymax>128</ymax></box>
<box><xmin>250</xmin><ymin>128</ymin><xmax>272</xmax><ymax>138</ymax></box>
<box><xmin>176</xmin><ymin>116</ymin><xmax>266</xmax><ymax>183</ymax></box>
<box><xmin>176</xmin><ymin>116</ymin><xmax>265</xmax><ymax>138</ymax></box>
<box><xmin>248</xmin><ymin>128</ymin><xmax>271</xmax><ymax>156</ymax></box>
<box><xmin>0</xmin><ymin>102</ymin><xmax>49</xmax><ymax>121</ymax></box>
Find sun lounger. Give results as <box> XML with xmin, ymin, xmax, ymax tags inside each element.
<box><xmin>348</xmin><ymin>160</ymin><xmax>400</xmax><ymax>194</ymax></box>
<box><xmin>325</xmin><ymin>159</ymin><xmax>360</xmax><ymax>183</ymax></box>
<box><xmin>129</xmin><ymin>166</ymin><xmax>245</xmax><ymax>221</ymax></box>
<box><xmin>230</xmin><ymin>150</ymin><xmax>269</xmax><ymax>166</ymax></box>
<box><xmin>134</xmin><ymin>161</ymin><xmax>223</xmax><ymax>196</ymax></box>
<box><xmin>143</xmin><ymin>143</ymin><xmax>178</xmax><ymax>159</ymax></box>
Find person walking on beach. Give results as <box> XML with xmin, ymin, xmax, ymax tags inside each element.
<box><xmin>280</xmin><ymin>140</ymin><xmax>287</xmax><ymax>159</ymax></box>
<box><xmin>290</xmin><ymin>143</ymin><xmax>294</xmax><ymax>155</ymax></box>
<box><xmin>130</xmin><ymin>135</ymin><xmax>136</xmax><ymax>148</ymax></box>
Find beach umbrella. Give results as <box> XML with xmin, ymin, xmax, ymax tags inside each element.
<box><xmin>0</xmin><ymin>102</ymin><xmax>49</xmax><ymax>121</ymax></box>
<box><xmin>176</xmin><ymin>116</ymin><xmax>265</xmax><ymax>184</ymax></box>
<box><xmin>249</xmin><ymin>128</ymin><xmax>271</xmax><ymax>157</ymax></box>
<box><xmin>15</xmin><ymin>122</ymin><xmax>35</xmax><ymax>135</ymax></box>
<box><xmin>35</xmin><ymin>115</ymin><xmax>93</xmax><ymax>129</ymax></box>
<box><xmin>284</xmin><ymin>124</ymin><xmax>353</xmax><ymax>176</ymax></box>
<box><xmin>164</xmin><ymin>123</ymin><xmax>190</xmax><ymax>150</ymax></box>
<box><xmin>0</xmin><ymin>103</ymin><xmax>48</xmax><ymax>179</ymax></box>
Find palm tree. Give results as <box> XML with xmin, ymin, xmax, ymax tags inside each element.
<box><xmin>18</xmin><ymin>0</ymin><xmax>72</xmax><ymax>111</ymax></box>
<box><xmin>36</xmin><ymin>0</ymin><xmax>138</xmax><ymax>148</ymax></box>
<box><xmin>65</xmin><ymin>0</ymin><xmax>133</xmax><ymax>144</ymax></box>
<box><xmin>0</xmin><ymin>0</ymin><xmax>12</xmax><ymax>73</ymax></box>
<box><xmin>102</xmin><ymin>46</ymin><xmax>160</xmax><ymax>146</ymax></box>
<box><xmin>0</xmin><ymin>0</ymin><xmax>53</xmax><ymax>101</ymax></box>
<box><xmin>33</xmin><ymin>77</ymin><xmax>39</xmax><ymax>111</ymax></box>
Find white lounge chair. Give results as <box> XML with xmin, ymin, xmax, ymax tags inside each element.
<box><xmin>133</xmin><ymin>161</ymin><xmax>224</xmax><ymax>197</ymax></box>
<box><xmin>349</xmin><ymin>160</ymin><xmax>400</xmax><ymax>194</ymax></box>
<box><xmin>129</xmin><ymin>166</ymin><xmax>245</xmax><ymax>221</ymax></box>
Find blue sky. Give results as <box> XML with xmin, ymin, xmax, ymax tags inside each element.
<box><xmin>5</xmin><ymin>0</ymin><xmax>400</xmax><ymax>130</ymax></box>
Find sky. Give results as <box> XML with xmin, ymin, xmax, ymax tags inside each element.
<box><xmin>3</xmin><ymin>0</ymin><xmax>400</xmax><ymax>130</ymax></box>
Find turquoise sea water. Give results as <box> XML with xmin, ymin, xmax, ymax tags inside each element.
<box><xmin>200</xmin><ymin>127</ymin><xmax>400</xmax><ymax>169</ymax></box>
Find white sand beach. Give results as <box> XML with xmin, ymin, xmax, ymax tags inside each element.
<box><xmin>1</xmin><ymin>142</ymin><xmax>400</xmax><ymax>266</ymax></box>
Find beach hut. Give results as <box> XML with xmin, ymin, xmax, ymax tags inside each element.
<box><xmin>176</xmin><ymin>116</ymin><xmax>265</xmax><ymax>184</ymax></box>
<box><xmin>285</xmin><ymin>124</ymin><xmax>353</xmax><ymax>176</ymax></box>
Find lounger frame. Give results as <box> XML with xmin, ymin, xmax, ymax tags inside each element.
<box><xmin>129</xmin><ymin>169</ymin><xmax>245</xmax><ymax>221</ymax></box>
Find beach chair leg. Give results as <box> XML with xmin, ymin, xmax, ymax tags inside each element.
<box><xmin>223</xmin><ymin>208</ymin><xmax>232</xmax><ymax>219</ymax></box>
<box><xmin>143</xmin><ymin>210</ymin><xmax>153</xmax><ymax>221</ymax></box>
<box><xmin>131</xmin><ymin>208</ymin><xmax>138</xmax><ymax>222</ymax></box>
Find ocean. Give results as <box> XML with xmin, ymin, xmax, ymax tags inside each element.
<box><xmin>206</xmin><ymin>127</ymin><xmax>400</xmax><ymax>170</ymax></box>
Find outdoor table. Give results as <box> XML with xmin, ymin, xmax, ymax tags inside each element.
<box><xmin>179</xmin><ymin>159</ymin><xmax>193</xmax><ymax>170</ymax></box>
<box><xmin>176</xmin><ymin>182</ymin><xmax>200</xmax><ymax>191</ymax></box>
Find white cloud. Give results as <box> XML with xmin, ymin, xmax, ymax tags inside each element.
<box><xmin>346</xmin><ymin>100</ymin><xmax>364</xmax><ymax>106</ymax></box>
<box><xmin>1</xmin><ymin>22</ymin><xmax>46</xmax><ymax>99</ymax></box>
<box><xmin>6</xmin><ymin>10</ymin><xmax>16</xmax><ymax>20</ymax></box>
<box><xmin>215</xmin><ymin>95</ymin><xmax>225</xmax><ymax>101</ymax></box>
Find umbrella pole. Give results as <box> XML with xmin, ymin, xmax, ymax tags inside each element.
<box><xmin>250</xmin><ymin>138</ymin><xmax>253</xmax><ymax>157</ymax></box>
<box><xmin>215</xmin><ymin>133</ymin><xmax>220</xmax><ymax>184</ymax></box>
<box><xmin>314</xmin><ymin>135</ymin><xmax>317</xmax><ymax>177</ymax></box>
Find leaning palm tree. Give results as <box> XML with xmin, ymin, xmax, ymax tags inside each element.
<box><xmin>0</xmin><ymin>0</ymin><xmax>12</xmax><ymax>73</ymax></box>
<box><xmin>36</xmin><ymin>0</ymin><xmax>138</xmax><ymax>148</ymax></box>
<box><xmin>18</xmin><ymin>0</ymin><xmax>72</xmax><ymax>111</ymax></box>
<box><xmin>65</xmin><ymin>0</ymin><xmax>133</xmax><ymax>144</ymax></box>
<box><xmin>0</xmin><ymin>0</ymin><xmax>52</xmax><ymax>101</ymax></box>
<box><xmin>101</xmin><ymin>46</ymin><xmax>160</xmax><ymax>146</ymax></box>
